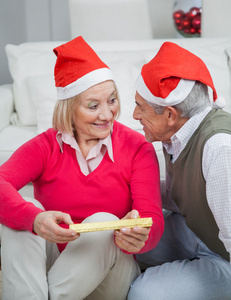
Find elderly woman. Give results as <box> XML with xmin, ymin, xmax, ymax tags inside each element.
<box><xmin>0</xmin><ymin>36</ymin><xmax>164</xmax><ymax>300</ymax></box>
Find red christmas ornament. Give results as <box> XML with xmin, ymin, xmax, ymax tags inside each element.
<box><xmin>173</xmin><ymin>5</ymin><xmax>202</xmax><ymax>37</ymax></box>
<box><xmin>175</xmin><ymin>18</ymin><xmax>182</xmax><ymax>25</ymax></box>
<box><xmin>173</xmin><ymin>10</ymin><xmax>185</xmax><ymax>20</ymax></box>
<box><xmin>192</xmin><ymin>14</ymin><xmax>201</xmax><ymax>30</ymax></box>
<box><xmin>190</xmin><ymin>27</ymin><xmax>197</xmax><ymax>34</ymax></box>
<box><xmin>181</xmin><ymin>17</ymin><xmax>191</xmax><ymax>30</ymax></box>
<box><xmin>183</xmin><ymin>28</ymin><xmax>191</xmax><ymax>34</ymax></box>
<box><xmin>186</xmin><ymin>12</ymin><xmax>192</xmax><ymax>20</ymax></box>
<box><xmin>189</xmin><ymin>7</ymin><xmax>200</xmax><ymax>18</ymax></box>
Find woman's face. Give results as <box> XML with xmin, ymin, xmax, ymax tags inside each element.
<box><xmin>73</xmin><ymin>80</ymin><xmax>119</xmax><ymax>143</ymax></box>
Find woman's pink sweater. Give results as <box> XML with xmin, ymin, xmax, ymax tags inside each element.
<box><xmin>0</xmin><ymin>121</ymin><xmax>164</xmax><ymax>253</ymax></box>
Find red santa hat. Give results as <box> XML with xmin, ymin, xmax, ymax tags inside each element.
<box><xmin>135</xmin><ymin>42</ymin><xmax>225</xmax><ymax>108</ymax></box>
<box><xmin>53</xmin><ymin>36</ymin><xmax>114</xmax><ymax>100</ymax></box>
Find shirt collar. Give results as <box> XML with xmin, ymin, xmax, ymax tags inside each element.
<box><xmin>56</xmin><ymin>131</ymin><xmax>114</xmax><ymax>162</ymax></box>
<box><xmin>163</xmin><ymin>107</ymin><xmax>212</xmax><ymax>160</ymax></box>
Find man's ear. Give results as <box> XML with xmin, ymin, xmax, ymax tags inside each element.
<box><xmin>165</xmin><ymin>106</ymin><xmax>180</xmax><ymax>126</ymax></box>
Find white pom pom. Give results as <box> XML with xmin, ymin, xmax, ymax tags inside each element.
<box><xmin>212</xmin><ymin>96</ymin><xmax>226</xmax><ymax>109</ymax></box>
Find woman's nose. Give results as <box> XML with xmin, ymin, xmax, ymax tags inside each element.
<box><xmin>99</xmin><ymin>105</ymin><xmax>113</xmax><ymax>120</ymax></box>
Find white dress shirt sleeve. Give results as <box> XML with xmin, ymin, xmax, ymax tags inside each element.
<box><xmin>203</xmin><ymin>133</ymin><xmax>231</xmax><ymax>263</ymax></box>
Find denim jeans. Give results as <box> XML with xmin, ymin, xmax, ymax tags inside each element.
<box><xmin>128</xmin><ymin>211</ymin><xmax>231</xmax><ymax>300</ymax></box>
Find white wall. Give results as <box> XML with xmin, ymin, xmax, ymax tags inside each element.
<box><xmin>148</xmin><ymin>0</ymin><xmax>176</xmax><ymax>39</ymax></box>
<box><xmin>0</xmin><ymin>0</ymin><xmax>71</xmax><ymax>85</ymax></box>
<box><xmin>201</xmin><ymin>0</ymin><xmax>231</xmax><ymax>38</ymax></box>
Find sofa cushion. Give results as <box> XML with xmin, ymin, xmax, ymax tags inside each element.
<box><xmin>0</xmin><ymin>125</ymin><xmax>37</xmax><ymax>165</ymax></box>
<box><xmin>26</xmin><ymin>74</ymin><xmax>57</xmax><ymax>134</ymax></box>
<box><xmin>0</xmin><ymin>84</ymin><xmax>14</xmax><ymax>131</ymax></box>
<box><xmin>5</xmin><ymin>42</ymin><xmax>64</xmax><ymax>126</ymax></box>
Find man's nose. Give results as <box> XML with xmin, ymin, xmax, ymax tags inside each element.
<box><xmin>133</xmin><ymin>106</ymin><xmax>139</xmax><ymax>120</ymax></box>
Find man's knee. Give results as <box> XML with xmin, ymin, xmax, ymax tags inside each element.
<box><xmin>128</xmin><ymin>273</ymin><xmax>151</xmax><ymax>300</ymax></box>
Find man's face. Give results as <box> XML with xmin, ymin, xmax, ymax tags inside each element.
<box><xmin>133</xmin><ymin>92</ymin><xmax>172</xmax><ymax>143</ymax></box>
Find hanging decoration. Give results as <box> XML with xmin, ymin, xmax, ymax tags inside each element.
<box><xmin>173</xmin><ymin>1</ymin><xmax>202</xmax><ymax>37</ymax></box>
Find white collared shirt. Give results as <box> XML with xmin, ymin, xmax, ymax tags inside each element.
<box><xmin>56</xmin><ymin>132</ymin><xmax>114</xmax><ymax>176</ymax></box>
<box><xmin>163</xmin><ymin>107</ymin><xmax>231</xmax><ymax>261</ymax></box>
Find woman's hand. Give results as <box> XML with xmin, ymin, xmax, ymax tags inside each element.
<box><xmin>114</xmin><ymin>209</ymin><xmax>151</xmax><ymax>253</ymax></box>
<box><xmin>33</xmin><ymin>211</ymin><xmax>79</xmax><ymax>243</ymax></box>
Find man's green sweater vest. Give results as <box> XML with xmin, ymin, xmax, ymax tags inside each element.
<box><xmin>164</xmin><ymin>108</ymin><xmax>231</xmax><ymax>261</ymax></box>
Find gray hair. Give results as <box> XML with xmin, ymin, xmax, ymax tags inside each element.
<box><xmin>147</xmin><ymin>81</ymin><xmax>211</xmax><ymax>118</ymax></box>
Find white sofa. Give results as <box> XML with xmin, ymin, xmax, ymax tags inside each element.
<box><xmin>1</xmin><ymin>37</ymin><xmax>231</xmax><ymax>198</ymax></box>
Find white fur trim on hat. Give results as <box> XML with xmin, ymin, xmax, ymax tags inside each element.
<box><xmin>135</xmin><ymin>73</ymin><xmax>195</xmax><ymax>106</ymax></box>
<box><xmin>212</xmin><ymin>96</ymin><xmax>226</xmax><ymax>109</ymax></box>
<box><xmin>56</xmin><ymin>68</ymin><xmax>114</xmax><ymax>100</ymax></box>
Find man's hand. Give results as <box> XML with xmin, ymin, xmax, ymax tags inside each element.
<box><xmin>33</xmin><ymin>211</ymin><xmax>79</xmax><ymax>243</ymax></box>
<box><xmin>114</xmin><ymin>209</ymin><xmax>151</xmax><ymax>253</ymax></box>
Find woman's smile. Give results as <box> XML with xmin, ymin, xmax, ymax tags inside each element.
<box><xmin>93</xmin><ymin>121</ymin><xmax>111</xmax><ymax>128</ymax></box>
<box><xmin>73</xmin><ymin>80</ymin><xmax>119</xmax><ymax>144</ymax></box>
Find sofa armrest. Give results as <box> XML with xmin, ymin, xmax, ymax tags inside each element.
<box><xmin>0</xmin><ymin>84</ymin><xmax>14</xmax><ymax>132</ymax></box>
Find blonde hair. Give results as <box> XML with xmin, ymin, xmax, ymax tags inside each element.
<box><xmin>52</xmin><ymin>81</ymin><xmax>121</xmax><ymax>135</ymax></box>
<box><xmin>52</xmin><ymin>96</ymin><xmax>79</xmax><ymax>135</ymax></box>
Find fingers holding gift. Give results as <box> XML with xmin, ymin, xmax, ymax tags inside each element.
<box><xmin>114</xmin><ymin>226</ymin><xmax>150</xmax><ymax>253</ymax></box>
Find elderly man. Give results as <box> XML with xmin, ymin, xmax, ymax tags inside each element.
<box><xmin>128</xmin><ymin>42</ymin><xmax>231</xmax><ymax>300</ymax></box>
